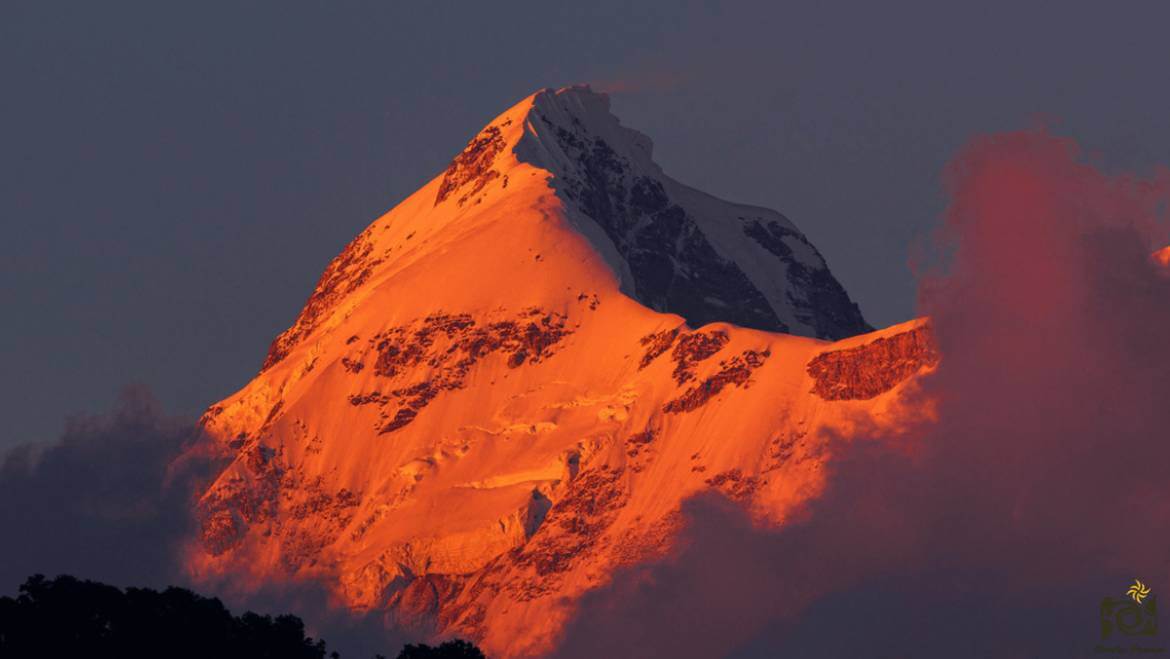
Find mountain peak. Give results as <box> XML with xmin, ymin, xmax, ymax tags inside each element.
<box><xmin>263</xmin><ymin>86</ymin><xmax>869</xmax><ymax>372</ymax></box>
<box><xmin>186</xmin><ymin>84</ymin><xmax>927</xmax><ymax>659</ymax></box>
<box><xmin>526</xmin><ymin>84</ymin><xmax>655</xmax><ymax>162</ymax></box>
<box><xmin>433</xmin><ymin>84</ymin><xmax>649</xmax><ymax>208</ymax></box>
<box><xmin>430</xmin><ymin>84</ymin><xmax>871</xmax><ymax>340</ymax></box>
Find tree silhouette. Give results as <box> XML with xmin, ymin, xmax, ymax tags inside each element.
<box><xmin>0</xmin><ymin>574</ymin><xmax>330</xmax><ymax>659</ymax></box>
<box><xmin>0</xmin><ymin>574</ymin><xmax>488</xmax><ymax>659</ymax></box>
<box><xmin>395</xmin><ymin>638</ymin><xmax>487</xmax><ymax>659</ymax></box>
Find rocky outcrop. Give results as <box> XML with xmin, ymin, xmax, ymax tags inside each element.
<box><xmin>435</xmin><ymin>121</ymin><xmax>510</xmax><ymax>207</ymax></box>
<box><xmin>806</xmin><ymin>324</ymin><xmax>937</xmax><ymax>400</ymax></box>
<box><xmin>344</xmin><ymin>309</ymin><xmax>573</xmax><ymax>434</ymax></box>
<box><xmin>664</xmin><ymin>349</ymin><xmax>770</xmax><ymax>413</ymax></box>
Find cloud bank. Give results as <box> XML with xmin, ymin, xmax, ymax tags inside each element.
<box><xmin>0</xmin><ymin>386</ymin><xmax>407</xmax><ymax>656</ymax></box>
<box><xmin>554</xmin><ymin>130</ymin><xmax>1170</xmax><ymax>658</ymax></box>
<box><xmin>0</xmin><ymin>386</ymin><xmax>205</xmax><ymax>591</ymax></box>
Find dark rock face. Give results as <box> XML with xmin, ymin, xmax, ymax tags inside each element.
<box><xmin>743</xmin><ymin>219</ymin><xmax>872</xmax><ymax>338</ymax></box>
<box><xmin>535</xmin><ymin>107</ymin><xmax>871</xmax><ymax>339</ymax></box>
<box><xmin>806</xmin><ymin>324</ymin><xmax>937</xmax><ymax>400</ymax></box>
<box><xmin>540</xmin><ymin>113</ymin><xmax>789</xmax><ymax>333</ymax></box>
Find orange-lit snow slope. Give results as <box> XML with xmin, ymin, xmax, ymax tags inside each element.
<box><xmin>184</xmin><ymin>85</ymin><xmax>933</xmax><ymax>657</ymax></box>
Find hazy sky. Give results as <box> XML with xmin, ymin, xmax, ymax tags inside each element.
<box><xmin>4</xmin><ymin>0</ymin><xmax>1170</xmax><ymax>448</ymax></box>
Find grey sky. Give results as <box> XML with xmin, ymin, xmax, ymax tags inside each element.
<box><xmin>3</xmin><ymin>0</ymin><xmax>1169</xmax><ymax>448</ymax></box>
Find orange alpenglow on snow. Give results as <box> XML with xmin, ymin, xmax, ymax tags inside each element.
<box><xmin>181</xmin><ymin>85</ymin><xmax>933</xmax><ymax>657</ymax></box>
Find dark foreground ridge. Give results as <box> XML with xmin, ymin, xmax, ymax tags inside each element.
<box><xmin>0</xmin><ymin>575</ymin><xmax>486</xmax><ymax>659</ymax></box>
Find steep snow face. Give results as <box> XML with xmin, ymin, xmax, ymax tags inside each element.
<box><xmin>513</xmin><ymin>85</ymin><xmax>871</xmax><ymax>340</ymax></box>
<box><xmin>183</xmin><ymin>86</ymin><xmax>918</xmax><ymax>658</ymax></box>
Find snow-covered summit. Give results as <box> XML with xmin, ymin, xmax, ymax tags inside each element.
<box><xmin>437</xmin><ymin>85</ymin><xmax>871</xmax><ymax>339</ymax></box>
<box><xmin>185</xmin><ymin>84</ymin><xmax>931</xmax><ymax>658</ymax></box>
<box><xmin>259</xmin><ymin>86</ymin><xmax>870</xmax><ymax>376</ymax></box>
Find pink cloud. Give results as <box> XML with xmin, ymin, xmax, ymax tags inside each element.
<box><xmin>553</xmin><ymin>130</ymin><xmax>1170</xmax><ymax>658</ymax></box>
